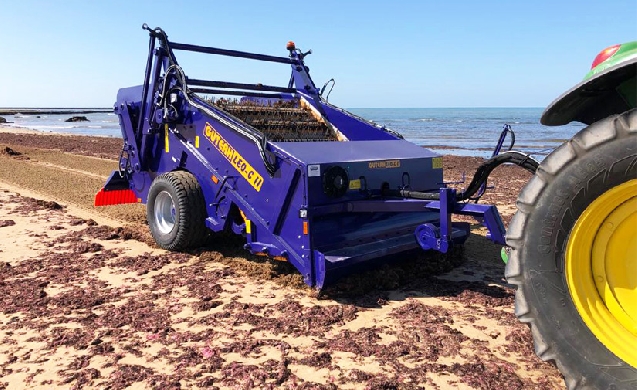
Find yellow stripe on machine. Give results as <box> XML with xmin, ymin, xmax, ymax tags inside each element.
<box><xmin>239</xmin><ymin>209</ymin><xmax>251</xmax><ymax>234</ymax></box>
<box><xmin>165</xmin><ymin>124</ymin><xmax>170</xmax><ymax>153</ymax></box>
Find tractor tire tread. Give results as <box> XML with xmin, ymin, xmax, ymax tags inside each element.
<box><xmin>506</xmin><ymin>108</ymin><xmax>637</xmax><ymax>390</ymax></box>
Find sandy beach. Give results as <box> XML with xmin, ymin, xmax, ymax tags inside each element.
<box><xmin>0</xmin><ymin>124</ymin><xmax>563</xmax><ymax>389</ymax></box>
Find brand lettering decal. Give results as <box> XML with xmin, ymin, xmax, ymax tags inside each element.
<box><xmin>368</xmin><ymin>159</ymin><xmax>401</xmax><ymax>169</ymax></box>
<box><xmin>204</xmin><ymin>123</ymin><xmax>264</xmax><ymax>191</ymax></box>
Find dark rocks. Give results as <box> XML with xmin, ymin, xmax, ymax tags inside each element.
<box><xmin>65</xmin><ymin>116</ymin><xmax>90</xmax><ymax>122</ymax></box>
<box><xmin>0</xmin><ymin>109</ymin><xmax>110</xmax><ymax>115</ymax></box>
<box><xmin>0</xmin><ymin>117</ymin><xmax>6</xmax><ymax>123</ymax></box>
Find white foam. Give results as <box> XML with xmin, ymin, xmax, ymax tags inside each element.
<box><xmin>37</xmin><ymin>125</ymin><xmax>74</xmax><ymax>129</ymax></box>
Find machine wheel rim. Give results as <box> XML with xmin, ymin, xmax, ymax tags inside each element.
<box><xmin>154</xmin><ymin>190</ymin><xmax>177</xmax><ymax>235</ymax></box>
<box><xmin>566</xmin><ymin>178</ymin><xmax>637</xmax><ymax>368</ymax></box>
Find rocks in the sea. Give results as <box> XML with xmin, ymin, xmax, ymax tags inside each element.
<box><xmin>65</xmin><ymin>116</ymin><xmax>90</xmax><ymax>122</ymax></box>
<box><xmin>0</xmin><ymin>117</ymin><xmax>6</xmax><ymax>123</ymax></box>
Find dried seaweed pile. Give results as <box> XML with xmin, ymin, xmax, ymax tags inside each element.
<box><xmin>0</xmin><ymin>133</ymin><xmax>122</xmax><ymax>159</ymax></box>
<box><xmin>213</xmin><ymin>98</ymin><xmax>337</xmax><ymax>142</ymax></box>
<box><xmin>0</xmin><ymin>191</ymin><xmax>561</xmax><ymax>389</ymax></box>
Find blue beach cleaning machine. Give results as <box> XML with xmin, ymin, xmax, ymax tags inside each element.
<box><xmin>95</xmin><ymin>25</ymin><xmax>538</xmax><ymax>288</ymax></box>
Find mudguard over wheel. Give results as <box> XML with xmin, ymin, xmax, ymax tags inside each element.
<box><xmin>147</xmin><ymin>171</ymin><xmax>208</xmax><ymax>250</ymax></box>
<box><xmin>506</xmin><ymin>109</ymin><xmax>637</xmax><ymax>389</ymax></box>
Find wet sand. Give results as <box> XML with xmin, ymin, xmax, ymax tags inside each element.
<box><xmin>0</xmin><ymin>127</ymin><xmax>562</xmax><ymax>389</ymax></box>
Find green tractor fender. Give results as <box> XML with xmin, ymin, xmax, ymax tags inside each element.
<box><xmin>541</xmin><ymin>41</ymin><xmax>637</xmax><ymax>126</ymax></box>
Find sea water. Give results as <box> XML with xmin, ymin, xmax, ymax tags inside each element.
<box><xmin>348</xmin><ymin>107</ymin><xmax>585</xmax><ymax>159</ymax></box>
<box><xmin>6</xmin><ymin>110</ymin><xmax>121</xmax><ymax>138</ymax></box>
<box><xmin>3</xmin><ymin>107</ymin><xmax>584</xmax><ymax>159</ymax></box>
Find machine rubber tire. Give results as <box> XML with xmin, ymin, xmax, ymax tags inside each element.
<box><xmin>147</xmin><ymin>171</ymin><xmax>207</xmax><ymax>250</ymax></box>
<box><xmin>506</xmin><ymin>109</ymin><xmax>637</xmax><ymax>390</ymax></box>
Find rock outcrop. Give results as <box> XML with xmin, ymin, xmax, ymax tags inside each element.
<box><xmin>65</xmin><ymin>116</ymin><xmax>90</xmax><ymax>122</ymax></box>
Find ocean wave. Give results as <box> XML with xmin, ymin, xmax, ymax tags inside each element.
<box><xmin>36</xmin><ymin>125</ymin><xmax>75</xmax><ymax>129</ymax></box>
<box><xmin>37</xmin><ymin>125</ymin><xmax>103</xmax><ymax>130</ymax></box>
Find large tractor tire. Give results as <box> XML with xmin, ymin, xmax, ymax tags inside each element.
<box><xmin>506</xmin><ymin>109</ymin><xmax>637</xmax><ymax>389</ymax></box>
<box><xmin>147</xmin><ymin>171</ymin><xmax>208</xmax><ymax>250</ymax></box>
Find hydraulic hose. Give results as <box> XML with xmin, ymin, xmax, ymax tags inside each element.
<box><xmin>386</xmin><ymin>151</ymin><xmax>539</xmax><ymax>201</ymax></box>
<box><xmin>456</xmin><ymin>151</ymin><xmax>538</xmax><ymax>201</ymax></box>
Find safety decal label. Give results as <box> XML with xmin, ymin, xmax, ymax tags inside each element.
<box><xmin>368</xmin><ymin>159</ymin><xmax>401</xmax><ymax>169</ymax></box>
<box><xmin>432</xmin><ymin>157</ymin><xmax>443</xmax><ymax>169</ymax></box>
<box><xmin>308</xmin><ymin>165</ymin><xmax>321</xmax><ymax>177</ymax></box>
<box><xmin>204</xmin><ymin>123</ymin><xmax>264</xmax><ymax>192</ymax></box>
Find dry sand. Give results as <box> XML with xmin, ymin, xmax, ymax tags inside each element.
<box><xmin>0</xmin><ymin>127</ymin><xmax>563</xmax><ymax>389</ymax></box>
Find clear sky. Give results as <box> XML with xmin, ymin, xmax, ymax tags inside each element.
<box><xmin>0</xmin><ymin>0</ymin><xmax>635</xmax><ymax>108</ymax></box>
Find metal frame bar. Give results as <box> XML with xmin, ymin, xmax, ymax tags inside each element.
<box><xmin>170</xmin><ymin>42</ymin><xmax>297</xmax><ymax>65</ymax></box>
<box><xmin>189</xmin><ymin>88</ymin><xmax>287</xmax><ymax>99</ymax></box>
<box><xmin>187</xmin><ymin>78</ymin><xmax>297</xmax><ymax>94</ymax></box>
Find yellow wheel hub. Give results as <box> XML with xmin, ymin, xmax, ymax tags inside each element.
<box><xmin>566</xmin><ymin>179</ymin><xmax>637</xmax><ymax>368</ymax></box>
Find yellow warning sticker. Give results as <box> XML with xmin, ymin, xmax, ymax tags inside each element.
<box><xmin>203</xmin><ymin>123</ymin><xmax>264</xmax><ymax>192</ymax></box>
<box><xmin>349</xmin><ymin>179</ymin><xmax>361</xmax><ymax>190</ymax></box>
<box><xmin>368</xmin><ymin>159</ymin><xmax>401</xmax><ymax>169</ymax></box>
<box><xmin>432</xmin><ymin>157</ymin><xmax>443</xmax><ymax>169</ymax></box>
<box><xmin>164</xmin><ymin>124</ymin><xmax>170</xmax><ymax>153</ymax></box>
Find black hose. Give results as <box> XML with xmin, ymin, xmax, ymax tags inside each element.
<box><xmin>457</xmin><ymin>151</ymin><xmax>537</xmax><ymax>200</ymax></box>
<box><xmin>386</xmin><ymin>188</ymin><xmax>441</xmax><ymax>200</ymax></box>
<box><xmin>386</xmin><ymin>151</ymin><xmax>538</xmax><ymax>201</ymax></box>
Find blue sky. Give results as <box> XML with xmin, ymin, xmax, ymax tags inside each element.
<box><xmin>0</xmin><ymin>0</ymin><xmax>634</xmax><ymax>108</ymax></box>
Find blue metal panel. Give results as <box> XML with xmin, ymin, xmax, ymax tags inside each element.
<box><xmin>272</xmin><ymin>140</ymin><xmax>439</xmax><ymax>163</ymax></box>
